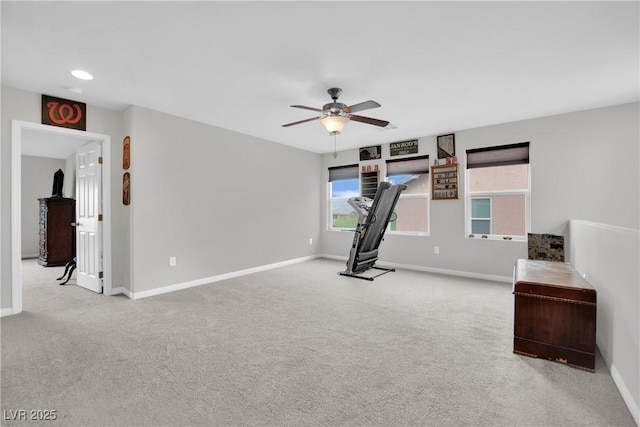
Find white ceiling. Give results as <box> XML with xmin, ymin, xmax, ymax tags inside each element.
<box><xmin>21</xmin><ymin>129</ymin><xmax>89</xmax><ymax>160</ymax></box>
<box><xmin>2</xmin><ymin>1</ymin><xmax>638</xmax><ymax>154</ymax></box>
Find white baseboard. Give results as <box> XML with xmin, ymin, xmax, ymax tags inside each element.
<box><xmin>597</xmin><ymin>342</ymin><xmax>640</xmax><ymax>425</ymax></box>
<box><xmin>108</xmin><ymin>287</ymin><xmax>131</xmax><ymax>298</ymax></box>
<box><xmin>611</xmin><ymin>363</ymin><xmax>640</xmax><ymax>426</ymax></box>
<box><xmin>322</xmin><ymin>254</ymin><xmax>512</xmax><ymax>283</ymax></box>
<box><xmin>131</xmin><ymin>255</ymin><xmax>321</xmax><ymax>300</ymax></box>
<box><xmin>1</xmin><ymin>307</ymin><xmax>14</xmax><ymax>317</ymax></box>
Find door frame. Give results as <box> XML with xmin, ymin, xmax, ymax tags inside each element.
<box><xmin>11</xmin><ymin>120</ymin><xmax>113</xmax><ymax>314</ymax></box>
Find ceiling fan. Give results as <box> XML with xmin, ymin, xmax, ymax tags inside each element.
<box><xmin>282</xmin><ymin>88</ymin><xmax>389</xmax><ymax>135</ymax></box>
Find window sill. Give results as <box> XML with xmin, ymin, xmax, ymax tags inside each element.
<box><xmin>388</xmin><ymin>231</ymin><xmax>430</xmax><ymax>237</ymax></box>
<box><xmin>467</xmin><ymin>234</ymin><xmax>526</xmax><ymax>242</ymax></box>
<box><xmin>329</xmin><ymin>229</ymin><xmax>430</xmax><ymax>237</ymax></box>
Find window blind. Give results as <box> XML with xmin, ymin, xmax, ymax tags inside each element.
<box><xmin>328</xmin><ymin>164</ymin><xmax>359</xmax><ymax>182</ymax></box>
<box><xmin>385</xmin><ymin>155</ymin><xmax>430</xmax><ymax>176</ymax></box>
<box><xmin>466</xmin><ymin>142</ymin><xmax>529</xmax><ymax>169</ymax></box>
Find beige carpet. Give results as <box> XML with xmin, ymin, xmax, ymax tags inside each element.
<box><xmin>1</xmin><ymin>258</ymin><xmax>635</xmax><ymax>426</ymax></box>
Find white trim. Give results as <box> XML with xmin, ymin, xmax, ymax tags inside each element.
<box><xmin>10</xmin><ymin>120</ymin><xmax>113</xmax><ymax>315</ymax></box>
<box><xmin>1</xmin><ymin>308</ymin><xmax>14</xmax><ymax>317</ymax></box>
<box><xmin>101</xmin><ymin>136</ymin><xmax>113</xmax><ymax>296</ymax></box>
<box><xmin>387</xmin><ymin>231</ymin><xmax>430</xmax><ymax>237</ymax></box>
<box><xmin>323</xmin><ymin>254</ymin><xmax>354</xmax><ymax>260</ymax></box>
<box><xmin>388</xmin><ymin>193</ymin><xmax>430</xmax><ymax>236</ymax></box>
<box><xmin>468</xmin><ymin>189</ymin><xmax>529</xmax><ymax>196</ymax></box>
<box><xmin>570</xmin><ymin>219</ymin><xmax>640</xmax><ymax>237</ymax></box>
<box><xmin>611</xmin><ymin>363</ymin><xmax>640</xmax><ymax>426</ymax></box>
<box><xmin>570</xmin><ymin>219</ymin><xmax>639</xmax><ymax>425</ymax></box>
<box><xmin>11</xmin><ymin>121</ymin><xmax>23</xmax><ymax>314</ymax></box>
<box><xmin>464</xmin><ymin>165</ymin><xmax>531</xmax><ymax>241</ymax></box>
<box><xmin>130</xmin><ymin>255</ymin><xmax>321</xmax><ymax>300</ymax></box>
<box><xmin>466</xmin><ymin>234</ymin><xmax>527</xmax><ymax>242</ymax></box>
<box><xmin>598</xmin><ymin>344</ymin><xmax>640</xmax><ymax>426</ymax></box>
<box><xmin>322</xmin><ymin>254</ymin><xmax>512</xmax><ymax>283</ymax></box>
<box><xmin>109</xmin><ymin>287</ymin><xmax>129</xmax><ymax>297</ymax></box>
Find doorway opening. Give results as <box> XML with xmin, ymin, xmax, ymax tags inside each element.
<box><xmin>10</xmin><ymin>120</ymin><xmax>113</xmax><ymax>315</ymax></box>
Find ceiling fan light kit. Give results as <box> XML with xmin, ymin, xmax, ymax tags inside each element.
<box><xmin>320</xmin><ymin>115</ymin><xmax>348</xmax><ymax>135</ymax></box>
<box><xmin>283</xmin><ymin>88</ymin><xmax>389</xmax><ymax>137</ymax></box>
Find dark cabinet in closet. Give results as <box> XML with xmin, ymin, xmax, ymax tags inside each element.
<box><xmin>38</xmin><ymin>197</ymin><xmax>75</xmax><ymax>267</ymax></box>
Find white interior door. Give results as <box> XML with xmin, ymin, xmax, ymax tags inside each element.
<box><xmin>76</xmin><ymin>141</ymin><xmax>102</xmax><ymax>293</ymax></box>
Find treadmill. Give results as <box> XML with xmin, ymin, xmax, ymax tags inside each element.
<box><xmin>339</xmin><ymin>181</ymin><xmax>407</xmax><ymax>281</ymax></box>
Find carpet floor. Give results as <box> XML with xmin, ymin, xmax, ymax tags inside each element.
<box><xmin>1</xmin><ymin>258</ymin><xmax>635</xmax><ymax>426</ymax></box>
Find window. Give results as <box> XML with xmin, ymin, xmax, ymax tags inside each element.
<box><xmin>328</xmin><ymin>164</ymin><xmax>359</xmax><ymax>230</ymax></box>
<box><xmin>466</xmin><ymin>142</ymin><xmax>530</xmax><ymax>239</ymax></box>
<box><xmin>385</xmin><ymin>155</ymin><xmax>430</xmax><ymax>235</ymax></box>
<box><xmin>471</xmin><ymin>198</ymin><xmax>491</xmax><ymax>234</ymax></box>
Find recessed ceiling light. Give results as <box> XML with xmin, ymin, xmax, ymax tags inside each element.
<box><xmin>71</xmin><ymin>69</ymin><xmax>93</xmax><ymax>80</ymax></box>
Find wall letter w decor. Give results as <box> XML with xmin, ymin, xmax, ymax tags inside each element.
<box><xmin>42</xmin><ymin>94</ymin><xmax>86</xmax><ymax>131</ymax></box>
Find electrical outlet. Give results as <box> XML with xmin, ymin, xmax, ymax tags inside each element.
<box><xmin>169</xmin><ymin>256</ymin><xmax>177</xmax><ymax>267</ymax></box>
<box><xmin>309</xmin><ymin>238</ymin><xmax>313</xmax><ymax>245</ymax></box>
<box><xmin>434</xmin><ymin>246</ymin><xmax>440</xmax><ymax>254</ymax></box>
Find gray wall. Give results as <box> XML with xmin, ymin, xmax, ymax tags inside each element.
<box><xmin>1</xmin><ymin>85</ymin><xmax>128</xmax><ymax>309</ymax></box>
<box><xmin>21</xmin><ymin>156</ymin><xmax>66</xmax><ymax>258</ymax></box>
<box><xmin>124</xmin><ymin>106</ymin><xmax>322</xmax><ymax>295</ymax></box>
<box><xmin>64</xmin><ymin>154</ymin><xmax>76</xmax><ymax>199</ymax></box>
<box><xmin>569</xmin><ymin>220</ymin><xmax>639</xmax><ymax>422</ymax></box>
<box><xmin>321</xmin><ymin>102</ymin><xmax>640</xmax><ymax>278</ymax></box>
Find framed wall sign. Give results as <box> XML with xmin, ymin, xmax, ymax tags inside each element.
<box><xmin>390</xmin><ymin>139</ymin><xmax>419</xmax><ymax>156</ymax></box>
<box><xmin>41</xmin><ymin>94</ymin><xmax>86</xmax><ymax>131</ymax></box>
<box><xmin>437</xmin><ymin>133</ymin><xmax>455</xmax><ymax>159</ymax></box>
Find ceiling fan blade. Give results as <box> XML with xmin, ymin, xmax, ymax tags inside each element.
<box><xmin>344</xmin><ymin>100</ymin><xmax>381</xmax><ymax>114</ymax></box>
<box><xmin>282</xmin><ymin>116</ymin><xmax>323</xmax><ymax>127</ymax></box>
<box><xmin>290</xmin><ymin>105</ymin><xmax>323</xmax><ymax>113</ymax></box>
<box><xmin>349</xmin><ymin>114</ymin><xmax>389</xmax><ymax>127</ymax></box>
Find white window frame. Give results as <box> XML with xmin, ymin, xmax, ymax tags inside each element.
<box><xmin>385</xmin><ymin>175</ymin><xmax>430</xmax><ymax>236</ymax></box>
<box><xmin>385</xmin><ymin>186</ymin><xmax>430</xmax><ymax>236</ymax></box>
<box><xmin>465</xmin><ymin>167</ymin><xmax>531</xmax><ymax>241</ymax></box>
<box><xmin>470</xmin><ymin>196</ymin><xmax>492</xmax><ymax>235</ymax></box>
<box><xmin>328</xmin><ymin>179</ymin><xmax>360</xmax><ymax>232</ymax></box>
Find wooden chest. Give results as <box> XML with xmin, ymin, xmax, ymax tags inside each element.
<box><xmin>513</xmin><ymin>259</ymin><xmax>597</xmax><ymax>372</ymax></box>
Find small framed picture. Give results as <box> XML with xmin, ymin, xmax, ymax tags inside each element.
<box><xmin>437</xmin><ymin>133</ymin><xmax>455</xmax><ymax>159</ymax></box>
<box><xmin>359</xmin><ymin>145</ymin><xmax>381</xmax><ymax>161</ymax></box>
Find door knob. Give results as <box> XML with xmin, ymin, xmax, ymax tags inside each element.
<box><xmin>71</xmin><ymin>222</ymin><xmax>81</xmax><ymax>227</ymax></box>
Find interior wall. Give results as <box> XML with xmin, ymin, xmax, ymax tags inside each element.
<box><xmin>64</xmin><ymin>153</ymin><xmax>75</xmax><ymax>199</ymax></box>
<box><xmin>126</xmin><ymin>106</ymin><xmax>322</xmax><ymax>295</ymax></box>
<box><xmin>568</xmin><ymin>220</ymin><xmax>640</xmax><ymax>424</ymax></box>
<box><xmin>321</xmin><ymin>102</ymin><xmax>640</xmax><ymax>279</ymax></box>
<box><xmin>1</xmin><ymin>85</ymin><xmax>129</xmax><ymax>310</ymax></box>
<box><xmin>21</xmin><ymin>155</ymin><xmax>65</xmax><ymax>258</ymax></box>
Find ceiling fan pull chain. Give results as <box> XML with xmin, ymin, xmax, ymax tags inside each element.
<box><xmin>333</xmin><ymin>133</ymin><xmax>338</xmax><ymax>159</ymax></box>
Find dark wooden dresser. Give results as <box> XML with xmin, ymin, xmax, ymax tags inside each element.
<box><xmin>513</xmin><ymin>259</ymin><xmax>597</xmax><ymax>372</ymax></box>
<box><xmin>38</xmin><ymin>197</ymin><xmax>75</xmax><ymax>267</ymax></box>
